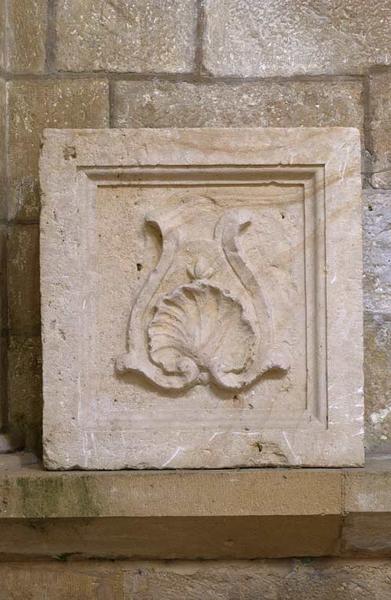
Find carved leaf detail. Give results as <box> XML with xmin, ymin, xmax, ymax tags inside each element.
<box><xmin>148</xmin><ymin>282</ymin><xmax>256</xmax><ymax>380</ymax></box>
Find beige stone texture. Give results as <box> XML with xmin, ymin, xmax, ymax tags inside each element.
<box><xmin>7</xmin><ymin>336</ymin><xmax>42</xmax><ymax>452</ymax></box>
<box><xmin>1</xmin><ymin>459</ymin><xmax>391</xmax><ymax>559</ymax></box>
<box><xmin>0</xmin><ymin>224</ymin><xmax>6</xmax><ymax>333</ymax></box>
<box><xmin>0</xmin><ymin>561</ymin><xmax>123</xmax><ymax>599</ymax></box>
<box><xmin>55</xmin><ymin>0</ymin><xmax>197</xmax><ymax>73</ymax></box>
<box><xmin>0</xmin><ymin>466</ymin><xmax>344</xmax><ymax>559</ymax></box>
<box><xmin>0</xmin><ymin>226</ymin><xmax>6</xmax><ymax>434</ymax></box>
<box><xmin>0</xmin><ymin>336</ymin><xmax>6</xmax><ymax>435</ymax></box>
<box><xmin>5</xmin><ymin>0</ymin><xmax>47</xmax><ymax>73</ymax></box>
<box><xmin>7</xmin><ymin>79</ymin><xmax>109</xmax><ymax>221</ymax></box>
<box><xmin>364</xmin><ymin>313</ymin><xmax>391</xmax><ymax>450</ymax></box>
<box><xmin>7</xmin><ymin>224</ymin><xmax>40</xmax><ymax>333</ymax></box>
<box><xmin>362</xmin><ymin>190</ymin><xmax>391</xmax><ymax>449</ymax></box>
<box><xmin>40</xmin><ymin>127</ymin><xmax>363</xmax><ymax>469</ymax></box>
<box><xmin>113</xmin><ymin>80</ymin><xmax>363</xmax><ymax>131</ymax></box>
<box><xmin>1</xmin><ymin>559</ymin><xmax>391</xmax><ymax>599</ymax></box>
<box><xmin>363</xmin><ymin>190</ymin><xmax>391</xmax><ymax>314</ymax></box>
<box><xmin>362</xmin><ymin>189</ymin><xmax>391</xmax><ymax>448</ymax></box>
<box><xmin>0</xmin><ymin>516</ymin><xmax>343</xmax><ymax>559</ymax></box>
<box><xmin>343</xmin><ymin>458</ymin><xmax>391</xmax><ymax>555</ymax></box>
<box><xmin>203</xmin><ymin>0</ymin><xmax>391</xmax><ymax>77</ymax></box>
<box><xmin>0</xmin><ymin>1</ymin><xmax>5</xmax><ymax>70</ymax></box>
<box><xmin>0</xmin><ymin>469</ymin><xmax>342</xmax><ymax>519</ymax></box>
<box><xmin>369</xmin><ymin>70</ymin><xmax>391</xmax><ymax>188</ymax></box>
<box><xmin>0</xmin><ymin>78</ymin><xmax>6</xmax><ymax>220</ymax></box>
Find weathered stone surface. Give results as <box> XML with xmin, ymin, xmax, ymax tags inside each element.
<box><xmin>0</xmin><ymin>79</ymin><xmax>6</xmax><ymax>219</ymax></box>
<box><xmin>40</xmin><ymin>127</ymin><xmax>363</xmax><ymax>468</ymax></box>
<box><xmin>0</xmin><ymin>516</ymin><xmax>341</xmax><ymax>560</ymax></box>
<box><xmin>113</xmin><ymin>80</ymin><xmax>363</xmax><ymax>130</ymax></box>
<box><xmin>6</xmin><ymin>0</ymin><xmax>47</xmax><ymax>73</ymax></box>
<box><xmin>0</xmin><ymin>226</ymin><xmax>6</xmax><ymax>434</ymax></box>
<box><xmin>55</xmin><ymin>0</ymin><xmax>197</xmax><ymax>73</ymax></box>
<box><xmin>0</xmin><ymin>452</ymin><xmax>38</xmax><ymax>470</ymax></box>
<box><xmin>363</xmin><ymin>190</ymin><xmax>391</xmax><ymax>313</ymax></box>
<box><xmin>0</xmin><ymin>561</ymin><xmax>123</xmax><ymax>599</ymax></box>
<box><xmin>343</xmin><ymin>459</ymin><xmax>391</xmax><ymax>555</ymax></box>
<box><xmin>0</xmin><ymin>225</ymin><xmax>6</xmax><ymax>333</ymax></box>
<box><xmin>2</xmin><ymin>559</ymin><xmax>391</xmax><ymax>598</ymax></box>
<box><xmin>0</xmin><ymin>2</ymin><xmax>5</xmax><ymax>70</ymax></box>
<box><xmin>203</xmin><ymin>0</ymin><xmax>391</xmax><ymax>77</ymax></box>
<box><xmin>0</xmin><ymin>469</ymin><xmax>342</xmax><ymax>519</ymax></box>
<box><xmin>362</xmin><ymin>190</ymin><xmax>391</xmax><ymax>449</ymax></box>
<box><xmin>0</xmin><ymin>225</ymin><xmax>7</xmax><ymax>435</ymax></box>
<box><xmin>7</xmin><ymin>224</ymin><xmax>40</xmax><ymax>334</ymax></box>
<box><xmin>364</xmin><ymin>313</ymin><xmax>391</xmax><ymax>450</ymax></box>
<box><xmin>7</xmin><ymin>335</ymin><xmax>42</xmax><ymax>452</ymax></box>
<box><xmin>1</xmin><ymin>459</ymin><xmax>391</xmax><ymax>558</ymax></box>
<box><xmin>369</xmin><ymin>70</ymin><xmax>391</xmax><ymax>188</ymax></box>
<box><xmin>7</xmin><ymin>80</ymin><xmax>109</xmax><ymax>221</ymax></box>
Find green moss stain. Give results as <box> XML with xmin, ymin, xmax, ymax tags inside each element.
<box><xmin>74</xmin><ymin>475</ymin><xmax>101</xmax><ymax>517</ymax></box>
<box><xmin>15</xmin><ymin>474</ymin><xmax>101</xmax><ymax>518</ymax></box>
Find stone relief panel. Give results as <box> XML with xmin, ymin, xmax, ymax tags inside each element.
<box><xmin>40</xmin><ymin>128</ymin><xmax>364</xmax><ymax>469</ymax></box>
<box><xmin>116</xmin><ymin>202</ymin><xmax>288</xmax><ymax>391</ymax></box>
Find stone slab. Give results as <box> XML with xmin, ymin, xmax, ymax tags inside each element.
<box><xmin>0</xmin><ymin>469</ymin><xmax>342</xmax><ymax>518</ymax></box>
<box><xmin>203</xmin><ymin>0</ymin><xmax>391</xmax><ymax>77</ymax></box>
<box><xmin>0</xmin><ymin>466</ymin><xmax>343</xmax><ymax>558</ymax></box>
<box><xmin>40</xmin><ymin>127</ymin><xmax>364</xmax><ymax>469</ymax></box>
<box><xmin>1</xmin><ymin>459</ymin><xmax>391</xmax><ymax>558</ymax></box>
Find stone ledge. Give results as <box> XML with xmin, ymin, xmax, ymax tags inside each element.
<box><xmin>0</xmin><ymin>455</ymin><xmax>389</xmax><ymax>558</ymax></box>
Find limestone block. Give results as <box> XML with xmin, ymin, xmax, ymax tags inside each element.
<box><xmin>363</xmin><ymin>190</ymin><xmax>391</xmax><ymax>314</ymax></box>
<box><xmin>0</xmin><ymin>78</ymin><xmax>6</xmax><ymax>219</ymax></box>
<box><xmin>40</xmin><ymin>128</ymin><xmax>364</xmax><ymax>469</ymax></box>
<box><xmin>7</xmin><ymin>80</ymin><xmax>109</xmax><ymax>221</ymax></box>
<box><xmin>55</xmin><ymin>0</ymin><xmax>197</xmax><ymax>73</ymax></box>
<box><xmin>0</xmin><ymin>562</ymin><xmax>123</xmax><ymax>599</ymax></box>
<box><xmin>0</xmin><ymin>3</ymin><xmax>5</xmax><ymax>70</ymax></box>
<box><xmin>0</xmin><ymin>225</ymin><xmax>6</xmax><ymax>436</ymax></box>
<box><xmin>0</xmin><ymin>336</ymin><xmax>6</xmax><ymax>436</ymax></box>
<box><xmin>2</xmin><ymin>560</ymin><xmax>391</xmax><ymax>597</ymax></box>
<box><xmin>369</xmin><ymin>71</ymin><xmax>391</xmax><ymax>188</ymax></box>
<box><xmin>5</xmin><ymin>0</ymin><xmax>47</xmax><ymax>73</ymax></box>
<box><xmin>365</xmin><ymin>313</ymin><xmax>391</xmax><ymax>450</ymax></box>
<box><xmin>113</xmin><ymin>80</ymin><xmax>363</xmax><ymax>131</ymax></box>
<box><xmin>0</xmin><ymin>224</ymin><xmax>6</xmax><ymax>333</ymax></box>
<box><xmin>203</xmin><ymin>0</ymin><xmax>391</xmax><ymax>77</ymax></box>
<box><xmin>7</xmin><ymin>224</ymin><xmax>40</xmax><ymax>334</ymax></box>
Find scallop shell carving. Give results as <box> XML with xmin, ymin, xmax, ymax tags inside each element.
<box><xmin>148</xmin><ymin>282</ymin><xmax>257</xmax><ymax>383</ymax></box>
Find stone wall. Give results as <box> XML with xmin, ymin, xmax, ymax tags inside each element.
<box><xmin>1</xmin><ymin>0</ymin><xmax>391</xmax><ymax>594</ymax></box>
<box><xmin>1</xmin><ymin>559</ymin><xmax>391</xmax><ymax>599</ymax></box>
<box><xmin>0</xmin><ymin>4</ymin><xmax>388</xmax><ymax>446</ymax></box>
<box><xmin>2</xmin><ymin>0</ymin><xmax>387</xmax><ymax>454</ymax></box>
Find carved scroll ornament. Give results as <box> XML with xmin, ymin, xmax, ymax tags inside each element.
<box><xmin>116</xmin><ymin>200</ymin><xmax>287</xmax><ymax>391</ymax></box>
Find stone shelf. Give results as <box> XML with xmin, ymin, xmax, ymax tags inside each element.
<box><xmin>0</xmin><ymin>455</ymin><xmax>390</xmax><ymax>559</ymax></box>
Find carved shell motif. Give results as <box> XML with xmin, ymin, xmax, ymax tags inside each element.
<box><xmin>148</xmin><ymin>282</ymin><xmax>257</xmax><ymax>384</ymax></box>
